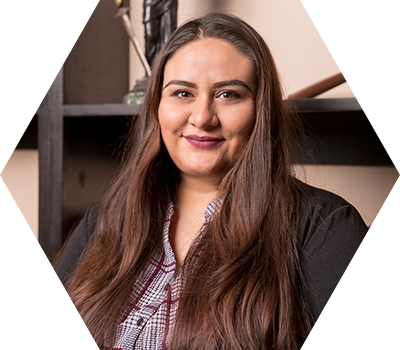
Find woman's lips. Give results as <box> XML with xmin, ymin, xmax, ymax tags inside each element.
<box><xmin>183</xmin><ymin>134</ymin><xmax>224</xmax><ymax>149</ymax></box>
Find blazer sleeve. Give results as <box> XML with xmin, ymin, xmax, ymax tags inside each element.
<box><xmin>15</xmin><ymin>204</ymin><xmax>99</xmax><ymax>350</ymax></box>
<box><xmin>300</xmin><ymin>189</ymin><xmax>400</xmax><ymax>350</ymax></box>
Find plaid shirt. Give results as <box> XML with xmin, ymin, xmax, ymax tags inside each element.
<box><xmin>109</xmin><ymin>199</ymin><xmax>221</xmax><ymax>350</ymax></box>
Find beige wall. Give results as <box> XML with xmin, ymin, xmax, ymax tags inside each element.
<box><xmin>293</xmin><ymin>165</ymin><xmax>398</xmax><ymax>227</ymax></box>
<box><xmin>0</xmin><ymin>149</ymin><xmax>39</xmax><ymax>301</ymax></box>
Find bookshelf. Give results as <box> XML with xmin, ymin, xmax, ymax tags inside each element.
<box><xmin>0</xmin><ymin>0</ymin><xmax>400</xmax><ymax>346</ymax></box>
<box><xmin>0</xmin><ymin>0</ymin><xmax>130</xmax><ymax>347</ymax></box>
<box><xmin>293</xmin><ymin>96</ymin><xmax>400</xmax><ymax>166</ymax></box>
<box><xmin>38</xmin><ymin>0</ymin><xmax>129</xmax><ymax>284</ymax></box>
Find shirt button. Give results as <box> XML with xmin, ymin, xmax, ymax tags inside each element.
<box><xmin>137</xmin><ymin>317</ymin><xmax>144</xmax><ymax>326</ymax></box>
<box><xmin>164</xmin><ymin>283</ymin><xmax>170</xmax><ymax>291</ymax></box>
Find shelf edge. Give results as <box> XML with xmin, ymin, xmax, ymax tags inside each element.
<box><xmin>285</xmin><ymin>96</ymin><xmax>400</xmax><ymax>113</ymax></box>
<box><xmin>63</xmin><ymin>103</ymin><xmax>142</xmax><ymax>117</ymax></box>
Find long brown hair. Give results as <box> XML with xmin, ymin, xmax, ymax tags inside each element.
<box><xmin>65</xmin><ymin>13</ymin><xmax>312</xmax><ymax>349</ymax></box>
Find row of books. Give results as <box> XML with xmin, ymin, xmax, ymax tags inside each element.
<box><xmin>0</xmin><ymin>0</ymin><xmax>40</xmax><ymax>105</ymax></box>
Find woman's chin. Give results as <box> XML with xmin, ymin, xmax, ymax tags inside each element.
<box><xmin>179</xmin><ymin>167</ymin><xmax>226</xmax><ymax>183</ymax></box>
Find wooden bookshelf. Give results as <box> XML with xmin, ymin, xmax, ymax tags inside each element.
<box><xmin>291</xmin><ymin>96</ymin><xmax>400</xmax><ymax>166</ymax></box>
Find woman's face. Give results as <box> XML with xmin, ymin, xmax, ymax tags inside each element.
<box><xmin>158</xmin><ymin>38</ymin><xmax>257</xmax><ymax>183</ymax></box>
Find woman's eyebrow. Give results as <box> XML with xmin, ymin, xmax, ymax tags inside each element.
<box><xmin>163</xmin><ymin>80</ymin><xmax>197</xmax><ymax>90</ymax></box>
<box><xmin>212</xmin><ymin>79</ymin><xmax>252</xmax><ymax>92</ymax></box>
<box><xmin>162</xmin><ymin>79</ymin><xmax>252</xmax><ymax>92</ymax></box>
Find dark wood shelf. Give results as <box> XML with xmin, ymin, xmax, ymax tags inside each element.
<box><xmin>287</xmin><ymin>96</ymin><xmax>400</xmax><ymax>166</ymax></box>
<box><xmin>288</xmin><ymin>97</ymin><xmax>362</xmax><ymax>113</ymax></box>
<box><xmin>61</xmin><ymin>115</ymin><xmax>130</xmax><ymax>243</ymax></box>
<box><xmin>63</xmin><ymin>103</ymin><xmax>141</xmax><ymax>117</ymax></box>
<box><xmin>0</xmin><ymin>300</ymin><xmax>27</xmax><ymax>348</ymax></box>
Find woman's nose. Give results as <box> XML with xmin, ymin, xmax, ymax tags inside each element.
<box><xmin>188</xmin><ymin>96</ymin><xmax>219</xmax><ymax>129</ymax></box>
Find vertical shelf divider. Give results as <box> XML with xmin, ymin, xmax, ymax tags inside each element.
<box><xmin>38</xmin><ymin>68</ymin><xmax>64</xmax><ymax>262</ymax></box>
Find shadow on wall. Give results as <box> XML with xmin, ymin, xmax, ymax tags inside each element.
<box><xmin>0</xmin><ymin>228</ymin><xmax>15</xmax><ymax>300</ymax></box>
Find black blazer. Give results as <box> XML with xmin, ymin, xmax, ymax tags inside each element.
<box><xmin>15</xmin><ymin>186</ymin><xmax>400</xmax><ymax>350</ymax></box>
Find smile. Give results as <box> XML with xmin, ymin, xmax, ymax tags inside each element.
<box><xmin>183</xmin><ymin>134</ymin><xmax>224</xmax><ymax>149</ymax></box>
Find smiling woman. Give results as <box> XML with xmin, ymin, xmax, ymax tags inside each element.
<box><xmin>159</xmin><ymin>38</ymin><xmax>257</xmax><ymax>265</ymax></box>
<box><xmin>159</xmin><ymin>38</ymin><xmax>256</xmax><ymax>185</ymax></box>
<box><xmin>54</xmin><ymin>12</ymin><xmax>367</xmax><ymax>350</ymax></box>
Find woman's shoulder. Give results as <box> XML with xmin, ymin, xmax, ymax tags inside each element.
<box><xmin>298</xmin><ymin>185</ymin><xmax>400</xmax><ymax>350</ymax></box>
<box><xmin>47</xmin><ymin>203</ymin><xmax>101</xmax><ymax>285</ymax></box>
<box><xmin>297</xmin><ymin>182</ymin><xmax>354</xmax><ymax>219</ymax></box>
<box><xmin>296</xmin><ymin>181</ymin><xmax>368</xmax><ymax>248</ymax></box>
<box><xmin>70</xmin><ymin>201</ymin><xmax>102</xmax><ymax>243</ymax></box>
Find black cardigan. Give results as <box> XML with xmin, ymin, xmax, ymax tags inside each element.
<box><xmin>15</xmin><ymin>186</ymin><xmax>400</xmax><ymax>350</ymax></box>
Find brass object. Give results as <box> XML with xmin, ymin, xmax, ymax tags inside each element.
<box><xmin>114</xmin><ymin>0</ymin><xmax>123</xmax><ymax>8</ymax></box>
<box><xmin>115</xmin><ymin>7</ymin><xmax>152</xmax><ymax>76</ymax></box>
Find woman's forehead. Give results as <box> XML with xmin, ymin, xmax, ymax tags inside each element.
<box><xmin>163</xmin><ymin>38</ymin><xmax>256</xmax><ymax>90</ymax></box>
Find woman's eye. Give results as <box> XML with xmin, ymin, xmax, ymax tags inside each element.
<box><xmin>173</xmin><ymin>90</ymin><xmax>193</xmax><ymax>99</ymax></box>
<box><xmin>219</xmin><ymin>91</ymin><xmax>240</xmax><ymax>99</ymax></box>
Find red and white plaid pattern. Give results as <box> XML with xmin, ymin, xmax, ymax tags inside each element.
<box><xmin>108</xmin><ymin>199</ymin><xmax>221</xmax><ymax>350</ymax></box>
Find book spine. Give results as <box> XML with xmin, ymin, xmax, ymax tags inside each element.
<box><xmin>1</xmin><ymin>0</ymin><xmax>19</xmax><ymax>104</ymax></box>
<box><xmin>29</xmin><ymin>0</ymin><xmax>40</xmax><ymax>103</ymax></box>
<box><xmin>15</xmin><ymin>0</ymin><xmax>35</xmax><ymax>104</ymax></box>
<box><xmin>0</xmin><ymin>0</ymin><xmax>4</xmax><ymax>93</ymax></box>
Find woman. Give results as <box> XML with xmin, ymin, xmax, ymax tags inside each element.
<box><xmin>55</xmin><ymin>13</ymin><xmax>367</xmax><ymax>350</ymax></box>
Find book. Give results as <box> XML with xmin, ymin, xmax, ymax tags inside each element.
<box><xmin>1</xmin><ymin>0</ymin><xmax>19</xmax><ymax>104</ymax></box>
<box><xmin>0</xmin><ymin>0</ymin><xmax>4</xmax><ymax>91</ymax></box>
<box><xmin>29</xmin><ymin>0</ymin><xmax>40</xmax><ymax>103</ymax></box>
<box><xmin>15</xmin><ymin>0</ymin><xmax>35</xmax><ymax>104</ymax></box>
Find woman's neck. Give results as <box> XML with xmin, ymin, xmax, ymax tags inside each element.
<box><xmin>174</xmin><ymin>174</ymin><xmax>220</xmax><ymax>214</ymax></box>
<box><xmin>169</xmin><ymin>174</ymin><xmax>220</xmax><ymax>265</ymax></box>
